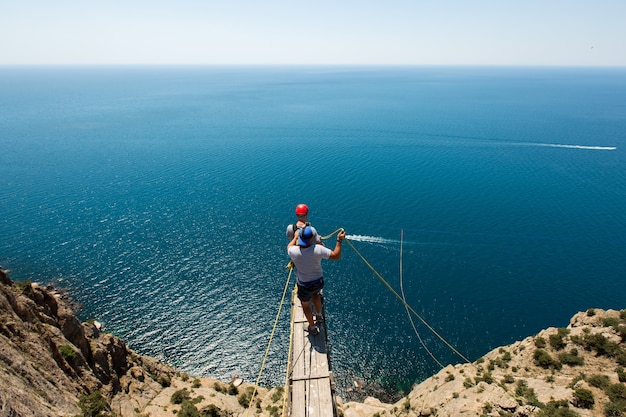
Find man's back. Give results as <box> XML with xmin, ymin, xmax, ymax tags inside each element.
<box><xmin>288</xmin><ymin>244</ymin><xmax>331</xmax><ymax>283</ymax></box>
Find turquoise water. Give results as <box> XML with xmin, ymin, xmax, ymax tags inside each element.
<box><xmin>1</xmin><ymin>66</ymin><xmax>625</xmax><ymax>400</ymax></box>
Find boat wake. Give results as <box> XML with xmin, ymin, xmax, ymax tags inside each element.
<box><xmin>345</xmin><ymin>234</ymin><xmax>398</xmax><ymax>244</ymax></box>
<box><xmin>524</xmin><ymin>142</ymin><xmax>616</xmax><ymax>151</ymax></box>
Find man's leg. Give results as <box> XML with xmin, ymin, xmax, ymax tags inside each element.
<box><xmin>300</xmin><ymin>300</ymin><xmax>315</xmax><ymax>327</ymax></box>
<box><xmin>311</xmin><ymin>293</ymin><xmax>322</xmax><ymax>317</ymax></box>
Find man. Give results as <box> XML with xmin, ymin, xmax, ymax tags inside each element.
<box><xmin>286</xmin><ymin>203</ymin><xmax>322</xmax><ymax>245</ymax></box>
<box><xmin>287</xmin><ymin>225</ymin><xmax>345</xmax><ymax>335</ymax></box>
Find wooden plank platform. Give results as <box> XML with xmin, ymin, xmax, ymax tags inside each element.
<box><xmin>288</xmin><ymin>291</ymin><xmax>337</xmax><ymax>417</ymax></box>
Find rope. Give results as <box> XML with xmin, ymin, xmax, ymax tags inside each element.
<box><xmin>245</xmin><ymin>265</ymin><xmax>294</xmax><ymax>416</ymax></box>
<box><xmin>343</xmin><ymin>236</ymin><xmax>472</xmax><ymax>365</ymax></box>
<box><xmin>398</xmin><ymin>229</ymin><xmax>445</xmax><ymax>368</ymax></box>
<box><xmin>320</xmin><ymin>228</ymin><xmax>344</xmax><ymax>241</ymax></box>
<box><xmin>281</xmin><ymin>286</ymin><xmax>297</xmax><ymax>417</ymax></box>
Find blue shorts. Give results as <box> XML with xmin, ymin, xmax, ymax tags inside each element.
<box><xmin>297</xmin><ymin>278</ymin><xmax>324</xmax><ymax>302</ymax></box>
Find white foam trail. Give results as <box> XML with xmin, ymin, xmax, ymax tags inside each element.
<box><xmin>345</xmin><ymin>234</ymin><xmax>397</xmax><ymax>244</ymax></box>
<box><xmin>526</xmin><ymin>142</ymin><xmax>616</xmax><ymax>150</ymax></box>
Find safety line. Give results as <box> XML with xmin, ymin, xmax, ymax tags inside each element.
<box><xmin>245</xmin><ymin>265</ymin><xmax>294</xmax><ymax>416</ymax></box>
<box><xmin>343</xmin><ymin>236</ymin><xmax>472</xmax><ymax>365</ymax></box>
<box><xmin>281</xmin><ymin>285</ymin><xmax>297</xmax><ymax>417</ymax></box>
<box><xmin>320</xmin><ymin>228</ymin><xmax>344</xmax><ymax>241</ymax></box>
<box><xmin>398</xmin><ymin>229</ymin><xmax>445</xmax><ymax>368</ymax></box>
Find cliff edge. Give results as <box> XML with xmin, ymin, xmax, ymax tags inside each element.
<box><xmin>1</xmin><ymin>267</ymin><xmax>625</xmax><ymax>417</ymax></box>
<box><xmin>342</xmin><ymin>307</ymin><xmax>626</xmax><ymax>417</ymax></box>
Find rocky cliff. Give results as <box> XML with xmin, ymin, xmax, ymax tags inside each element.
<box><xmin>1</xmin><ymin>267</ymin><xmax>625</xmax><ymax>417</ymax></box>
<box><xmin>0</xmin><ymin>268</ymin><xmax>280</xmax><ymax>417</ymax></box>
<box><xmin>341</xmin><ymin>309</ymin><xmax>626</xmax><ymax>417</ymax></box>
<box><xmin>0</xmin><ymin>268</ymin><xmax>178</xmax><ymax>416</ymax></box>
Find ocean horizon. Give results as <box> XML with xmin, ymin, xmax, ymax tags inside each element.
<box><xmin>1</xmin><ymin>65</ymin><xmax>625</xmax><ymax>400</ymax></box>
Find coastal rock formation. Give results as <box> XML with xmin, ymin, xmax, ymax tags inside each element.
<box><xmin>0</xmin><ymin>268</ymin><xmax>178</xmax><ymax>416</ymax></box>
<box><xmin>1</xmin><ymin>267</ymin><xmax>625</xmax><ymax>417</ymax></box>
<box><xmin>343</xmin><ymin>308</ymin><xmax>626</xmax><ymax>417</ymax></box>
<box><xmin>0</xmin><ymin>268</ymin><xmax>277</xmax><ymax>417</ymax></box>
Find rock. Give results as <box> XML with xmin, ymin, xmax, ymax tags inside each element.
<box><xmin>0</xmin><ymin>271</ymin><xmax>174</xmax><ymax>417</ymax></box>
<box><xmin>0</xmin><ymin>269</ymin><xmax>11</xmax><ymax>285</ymax></box>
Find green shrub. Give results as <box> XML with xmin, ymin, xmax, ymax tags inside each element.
<box><xmin>177</xmin><ymin>401</ymin><xmax>199</xmax><ymax>417</ymax></box>
<box><xmin>587</xmin><ymin>309</ymin><xmax>596</xmax><ymax>316</ymax></box>
<box><xmin>604</xmin><ymin>317</ymin><xmax>621</xmax><ymax>328</ymax></box>
<box><xmin>16</xmin><ymin>280</ymin><xmax>33</xmax><ymax>294</ymax></box>
<box><xmin>617</xmin><ymin>326</ymin><xmax>626</xmax><ymax>343</ymax></box>
<box><xmin>266</xmin><ymin>405</ymin><xmax>280</xmax><ymax>417</ymax></box>
<box><xmin>192</xmin><ymin>378</ymin><xmax>201</xmax><ymax>389</ymax></box>
<box><xmin>200</xmin><ymin>405</ymin><xmax>216</xmax><ymax>417</ymax></box>
<box><xmin>588</xmin><ymin>374</ymin><xmax>611</xmax><ymax>389</ymax></box>
<box><xmin>535</xmin><ymin>337</ymin><xmax>547</xmax><ymax>348</ymax></box>
<box><xmin>227</xmin><ymin>383</ymin><xmax>239</xmax><ymax>395</ymax></box>
<box><xmin>579</xmin><ymin>333</ymin><xmax>621</xmax><ymax>357</ymax></box>
<box><xmin>534</xmin><ymin>349</ymin><xmax>562</xmax><ymax>370</ymax></box>
<box><xmin>271</xmin><ymin>386</ymin><xmax>285</xmax><ymax>403</ymax></box>
<box><xmin>568</xmin><ymin>373</ymin><xmax>586</xmax><ymax>389</ymax></box>
<box><xmin>492</xmin><ymin>358</ymin><xmax>509</xmax><ymax>369</ymax></box>
<box><xmin>59</xmin><ymin>345</ymin><xmax>77</xmax><ymax>362</ymax></box>
<box><xmin>620</xmin><ymin>310</ymin><xmax>626</xmax><ymax>321</ymax></box>
<box><xmin>617</xmin><ymin>367</ymin><xmax>626</xmax><ymax>383</ymax></box>
<box><xmin>573</xmin><ymin>388</ymin><xmax>595</xmax><ymax>409</ymax></box>
<box><xmin>77</xmin><ymin>390</ymin><xmax>108</xmax><ymax>417</ymax></box>
<box><xmin>503</xmin><ymin>374</ymin><xmax>515</xmax><ymax>384</ymax></box>
<box><xmin>445</xmin><ymin>373</ymin><xmax>455</xmax><ymax>382</ymax></box>
<box><xmin>537</xmin><ymin>399</ymin><xmax>578</xmax><ymax>417</ymax></box>
<box><xmin>463</xmin><ymin>378</ymin><xmax>474</xmax><ymax>388</ymax></box>
<box><xmin>606</xmin><ymin>383</ymin><xmax>626</xmax><ymax>405</ymax></box>
<box><xmin>604</xmin><ymin>401</ymin><xmax>625</xmax><ymax>417</ymax></box>
<box><xmin>237</xmin><ymin>393</ymin><xmax>250</xmax><ymax>408</ymax></box>
<box><xmin>516</xmin><ymin>380</ymin><xmax>540</xmax><ymax>407</ymax></box>
<box><xmin>200</xmin><ymin>404</ymin><xmax>223</xmax><ymax>417</ymax></box>
<box><xmin>559</xmin><ymin>350</ymin><xmax>585</xmax><ymax>366</ymax></box>
<box><xmin>402</xmin><ymin>397</ymin><xmax>410</xmax><ymax>411</ymax></box>
<box><xmin>476</xmin><ymin>372</ymin><xmax>494</xmax><ymax>384</ymax></box>
<box><xmin>549</xmin><ymin>329</ymin><xmax>569</xmax><ymax>351</ymax></box>
<box><xmin>171</xmin><ymin>389</ymin><xmax>191</xmax><ymax>405</ymax></box>
<box><xmin>237</xmin><ymin>387</ymin><xmax>255</xmax><ymax>408</ymax></box>
<box><xmin>213</xmin><ymin>382</ymin><xmax>225</xmax><ymax>393</ymax></box>
<box><xmin>157</xmin><ymin>374</ymin><xmax>171</xmax><ymax>387</ymax></box>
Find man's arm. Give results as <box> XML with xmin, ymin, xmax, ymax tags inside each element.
<box><xmin>329</xmin><ymin>231</ymin><xmax>346</xmax><ymax>260</ymax></box>
<box><xmin>287</xmin><ymin>229</ymin><xmax>299</xmax><ymax>251</ymax></box>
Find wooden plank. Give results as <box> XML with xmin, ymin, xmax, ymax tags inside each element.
<box><xmin>291</xmin><ymin>294</ymin><xmax>306</xmax><ymax>417</ymax></box>
<box><xmin>291</xmin><ymin>374</ymin><xmax>330</xmax><ymax>382</ymax></box>
<box><xmin>315</xmin><ymin>377</ymin><xmax>335</xmax><ymax>417</ymax></box>
<box><xmin>289</xmin><ymin>291</ymin><xmax>336</xmax><ymax>417</ymax></box>
<box><xmin>291</xmin><ymin>380</ymin><xmax>306</xmax><ymax>417</ymax></box>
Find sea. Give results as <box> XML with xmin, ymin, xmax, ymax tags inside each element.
<box><xmin>1</xmin><ymin>65</ymin><xmax>625</xmax><ymax>401</ymax></box>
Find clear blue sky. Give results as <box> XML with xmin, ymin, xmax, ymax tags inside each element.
<box><xmin>2</xmin><ymin>0</ymin><xmax>625</xmax><ymax>66</ymax></box>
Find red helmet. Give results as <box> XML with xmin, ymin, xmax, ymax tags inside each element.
<box><xmin>295</xmin><ymin>204</ymin><xmax>309</xmax><ymax>216</ymax></box>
